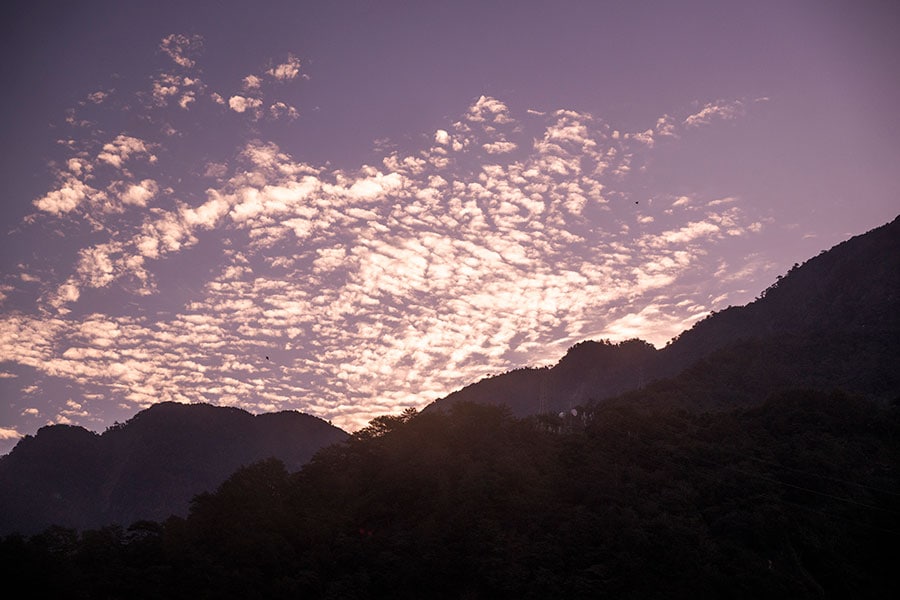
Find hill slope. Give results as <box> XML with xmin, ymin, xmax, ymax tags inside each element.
<box><xmin>429</xmin><ymin>215</ymin><xmax>900</xmax><ymax>415</ymax></box>
<box><xmin>5</xmin><ymin>395</ymin><xmax>897</xmax><ymax>598</ymax></box>
<box><xmin>0</xmin><ymin>402</ymin><xmax>347</xmax><ymax>535</ymax></box>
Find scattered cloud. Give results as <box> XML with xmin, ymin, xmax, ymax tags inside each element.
<box><xmin>0</xmin><ymin>427</ymin><xmax>21</xmax><ymax>441</ymax></box>
<box><xmin>268</xmin><ymin>55</ymin><xmax>304</xmax><ymax>81</ymax></box>
<box><xmin>33</xmin><ymin>176</ymin><xmax>95</xmax><ymax>214</ymax></box>
<box><xmin>159</xmin><ymin>34</ymin><xmax>203</xmax><ymax>69</ymax></box>
<box><xmin>684</xmin><ymin>99</ymin><xmax>745</xmax><ymax>128</ymax></box>
<box><xmin>97</xmin><ymin>135</ymin><xmax>157</xmax><ymax>169</ymax></box>
<box><xmin>228</xmin><ymin>95</ymin><xmax>264</xmax><ymax>117</ymax></box>
<box><xmin>3</xmin><ymin>34</ymin><xmax>769</xmax><ymax>435</ymax></box>
<box><xmin>269</xmin><ymin>101</ymin><xmax>299</xmax><ymax>120</ymax></box>
<box><xmin>87</xmin><ymin>90</ymin><xmax>110</xmax><ymax>104</ymax></box>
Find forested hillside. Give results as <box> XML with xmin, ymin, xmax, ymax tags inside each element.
<box><xmin>0</xmin><ymin>402</ymin><xmax>347</xmax><ymax>534</ymax></box>
<box><xmin>3</xmin><ymin>396</ymin><xmax>897</xmax><ymax>598</ymax></box>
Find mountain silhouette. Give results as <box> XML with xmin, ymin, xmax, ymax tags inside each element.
<box><xmin>1</xmin><ymin>217</ymin><xmax>898</xmax><ymax>597</ymax></box>
<box><xmin>429</xmin><ymin>215</ymin><xmax>900</xmax><ymax>416</ymax></box>
<box><xmin>3</xmin><ymin>215</ymin><xmax>897</xmax><ymax>537</ymax></box>
<box><xmin>0</xmin><ymin>402</ymin><xmax>347</xmax><ymax>535</ymax></box>
<box><xmin>430</xmin><ymin>338</ymin><xmax>658</xmax><ymax>417</ymax></box>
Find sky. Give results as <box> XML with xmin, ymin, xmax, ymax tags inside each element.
<box><xmin>1</xmin><ymin>0</ymin><xmax>898</xmax><ymax>453</ymax></box>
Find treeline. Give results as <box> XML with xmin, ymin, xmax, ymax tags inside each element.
<box><xmin>2</xmin><ymin>391</ymin><xmax>899</xmax><ymax>599</ymax></box>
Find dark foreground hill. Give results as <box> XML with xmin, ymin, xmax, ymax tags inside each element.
<box><xmin>1</xmin><ymin>216</ymin><xmax>898</xmax><ymax>597</ymax></box>
<box><xmin>0</xmin><ymin>402</ymin><xmax>347</xmax><ymax>535</ymax></box>
<box><xmin>429</xmin><ymin>215</ymin><xmax>900</xmax><ymax>416</ymax></box>
<box><xmin>3</xmin><ymin>397</ymin><xmax>898</xmax><ymax>599</ymax></box>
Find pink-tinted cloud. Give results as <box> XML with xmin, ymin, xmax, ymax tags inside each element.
<box><xmin>3</xmin><ymin>34</ymin><xmax>773</xmax><ymax>436</ymax></box>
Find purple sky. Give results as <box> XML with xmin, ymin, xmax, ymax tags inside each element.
<box><xmin>2</xmin><ymin>0</ymin><xmax>898</xmax><ymax>453</ymax></box>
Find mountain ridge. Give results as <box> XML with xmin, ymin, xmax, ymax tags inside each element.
<box><xmin>428</xmin><ymin>214</ymin><xmax>900</xmax><ymax>416</ymax></box>
<box><xmin>0</xmin><ymin>402</ymin><xmax>347</xmax><ymax>535</ymax></box>
<box><xmin>2</xmin><ymin>214</ymin><xmax>898</xmax><ymax>536</ymax></box>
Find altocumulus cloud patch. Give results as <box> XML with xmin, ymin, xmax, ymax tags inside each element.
<box><xmin>1</xmin><ymin>34</ymin><xmax>767</xmax><ymax>434</ymax></box>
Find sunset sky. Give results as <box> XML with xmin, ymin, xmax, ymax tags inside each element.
<box><xmin>1</xmin><ymin>0</ymin><xmax>898</xmax><ymax>453</ymax></box>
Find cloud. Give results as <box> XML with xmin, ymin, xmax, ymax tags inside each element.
<box><xmin>97</xmin><ymin>135</ymin><xmax>157</xmax><ymax>169</ymax></box>
<box><xmin>267</xmin><ymin>54</ymin><xmax>303</xmax><ymax>81</ymax></box>
<box><xmin>269</xmin><ymin>101</ymin><xmax>299</xmax><ymax>120</ymax></box>
<box><xmin>151</xmin><ymin>73</ymin><xmax>181</xmax><ymax>105</ymax></box>
<box><xmin>684</xmin><ymin>100</ymin><xmax>745</xmax><ymax>127</ymax></box>
<box><xmin>483</xmin><ymin>140</ymin><xmax>517</xmax><ymax>154</ymax></box>
<box><xmin>0</xmin><ymin>427</ymin><xmax>21</xmax><ymax>441</ymax></box>
<box><xmin>8</xmin><ymin>89</ymin><xmax>766</xmax><ymax>434</ymax></box>
<box><xmin>467</xmin><ymin>95</ymin><xmax>513</xmax><ymax>124</ymax></box>
<box><xmin>228</xmin><ymin>95</ymin><xmax>263</xmax><ymax>115</ymax></box>
<box><xmin>33</xmin><ymin>176</ymin><xmax>95</xmax><ymax>214</ymax></box>
<box><xmin>655</xmin><ymin>115</ymin><xmax>676</xmax><ymax>137</ymax></box>
<box><xmin>159</xmin><ymin>34</ymin><xmax>203</xmax><ymax>69</ymax></box>
<box><xmin>150</xmin><ymin>73</ymin><xmax>205</xmax><ymax>110</ymax></box>
<box><xmin>119</xmin><ymin>179</ymin><xmax>158</xmax><ymax>207</ymax></box>
<box><xmin>87</xmin><ymin>90</ymin><xmax>109</xmax><ymax>104</ymax></box>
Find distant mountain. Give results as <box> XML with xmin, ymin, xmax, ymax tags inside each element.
<box><xmin>0</xmin><ymin>402</ymin><xmax>347</xmax><ymax>535</ymax></box>
<box><xmin>430</xmin><ymin>214</ymin><xmax>900</xmax><ymax>416</ymax></box>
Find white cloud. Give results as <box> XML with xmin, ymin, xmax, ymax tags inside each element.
<box><xmin>467</xmin><ymin>95</ymin><xmax>513</xmax><ymax>124</ymax></box>
<box><xmin>87</xmin><ymin>90</ymin><xmax>109</xmax><ymax>104</ymax></box>
<box><xmin>182</xmin><ymin>191</ymin><xmax>231</xmax><ymax>228</ymax></box>
<box><xmin>97</xmin><ymin>135</ymin><xmax>156</xmax><ymax>169</ymax></box>
<box><xmin>483</xmin><ymin>140</ymin><xmax>517</xmax><ymax>154</ymax></box>
<box><xmin>0</xmin><ymin>427</ymin><xmax>21</xmax><ymax>441</ymax></box>
<box><xmin>120</xmin><ymin>179</ymin><xmax>158</xmax><ymax>207</ymax></box>
<box><xmin>269</xmin><ymin>101</ymin><xmax>299</xmax><ymax>120</ymax></box>
<box><xmin>684</xmin><ymin>100</ymin><xmax>745</xmax><ymax>127</ymax></box>
<box><xmin>50</xmin><ymin>280</ymin><xmax>82</xmax><ymax>309</ymax></box>
<box><xmin>178</xmin><ymin>92</ymin><xmax>196</xmax><ymax>109</ymax></box>
<box><xmin>159</xmin><ymin>33</ymin><xmax>203</xmax><ymax>69</ymax></box>
<box><xmin>655</xmin><ymin>115</ymin><xmax>676</xmax><ymax>137</ymax></box>
<box><xmin>11</xmin><ymin>90</ymin><xmax>765</xmax><ymax>435</ymax></box>
<box><xmin>267</xmin><ymin>54</ymin><xmax>303</xmax><ymax>81</ymax></box>
<box><xmin>243</xmin><ymin>75</ymin><xmax>262</xmax><ymax>90</ymax></box>
<box><xmin>152</xmin><ymin>73</ymin><xmax>181</xmax><ymax>104</ymax></box>
<box><xmin>33</xmin><ymin>176</ymin><xmax>94</xmax><ymax>214</ymax></box>
<box><xmin>228</xmin><ymin>95</ymin><xmax>263</xmax><ymax>114</ymax></box>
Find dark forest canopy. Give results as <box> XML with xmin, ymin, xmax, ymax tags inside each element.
<box><xmin>3</xmin><ymin>392</ymin><xmax>899</xmax><ymax>599</ymax></box>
